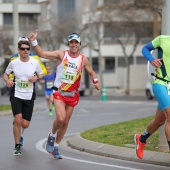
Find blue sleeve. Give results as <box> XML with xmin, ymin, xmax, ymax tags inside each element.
<box><xmin>10</xmin><ymin>53</ymin><xmax>18</xmax><ymax>59</ymax></box>
<box><xmin>141</xmin><ymin>42</ymin><xmax>155</xmax><ymax>62</ymax></box>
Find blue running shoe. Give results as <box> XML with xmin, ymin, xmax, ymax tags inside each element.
<box><xmin>53</xmin><ymin>146</ymin><xmax>62</xmax><ymax>159</ymax></box>
<box><xmin>19</xmin><ymin>137</ymin><xmax>23</xmax><ymax>146</ymax></box>
<box><xmin>45</xmin><ymin>133</ymin><xmax>55</xmax><ymax>153</ymax></box>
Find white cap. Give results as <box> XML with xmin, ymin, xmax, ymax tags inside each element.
<box><xmin>18</xmin><ymin>37</ymin><xmax>29</xmax><ymax>42</ymax></box>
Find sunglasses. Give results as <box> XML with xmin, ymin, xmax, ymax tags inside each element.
<box><xmin>20</xmin><ymin>47</ymin><xmax>30</xmax><ymax>51</ymax></box>
<box><xmin>68</xmin><ymin>34</ymin><xmax>81</xmax><ymax>42</ymax></box>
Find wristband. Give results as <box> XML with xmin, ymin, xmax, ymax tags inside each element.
<box><xmin>31</xmin><ymin>39</ymin><xmax>38</xmax><ymax>46</ymax></box>
<box><xmin>93</xmin><ymin>78</ymin><xmax>98</xmax><ymax>85</ymax></box>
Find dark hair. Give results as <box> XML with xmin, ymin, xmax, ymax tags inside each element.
<box><xmin>18</xmin><ymin>41</ymin><xmax>30</xmax><ymax>49</ymax></box>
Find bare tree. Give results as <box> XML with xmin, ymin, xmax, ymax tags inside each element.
<box><xmin>84</xmin><ymin>0</ymin><xmax>162</xmax><ymax>95</ymax></box>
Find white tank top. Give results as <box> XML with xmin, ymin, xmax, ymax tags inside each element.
<box><xmin>54</xmin><ymin>50</ymin><xmax>84</xmax><ymax>92</ymax></box>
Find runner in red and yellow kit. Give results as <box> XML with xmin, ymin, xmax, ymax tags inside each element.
<box><xmin>28</xmin><ymin>30</ymin><xmax>101</xmax><ymax>159</ymax></box>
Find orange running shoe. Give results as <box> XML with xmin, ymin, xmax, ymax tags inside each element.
<box><xmin>134</xmin><ymin>134</ymin><xmax>146</xmax><ymax>159</ymax></box>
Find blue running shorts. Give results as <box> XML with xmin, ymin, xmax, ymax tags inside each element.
<box><xmin>45</xmin><ymin>90</ymin><xmax>53</xmax><ymax>96</ymax></box>
<box><xmin>152</xmin><ymin>83</ymin><xmax>170</xmax><ymax>111</ymax></box>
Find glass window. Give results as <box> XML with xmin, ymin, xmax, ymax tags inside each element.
<box><xmin>19</xmin><ymin>13</ymin><xmax>38</xmax><ymax>29</ymax></box>
<box><xmin>3</xmin><ymin>13</ymin><xmax>38</xmax><ymax>29</ymax></box>
<box><xmin>104</xmin><ymin>0</ymin><xmax>120</xmax><ymax>4</ymax></box>
<box><xmin>118</xmin><ymin>57</ymin><xmax>125</xmax><ymax>67</ymax></box>
<box><xmin>3</xmin><ymin>13</ymin><xmax>12</xmax><ymax>25</ymax></box>
<box><xmin>105</xmin><ymin>57</ymin><xmax>115</xmax><ymax>71</ymax></box>
<box><xmin>92</xmin><ymin>58</ymin><xmax>98</xmax><ymax>72</ymax></box>
<box><xmin>3</xmin><ymin>0</ymin><xmax>12</xmax><ymax>2</ymax></box>
<box><xmin>136</xmin><ymin>56</ymin><xmax>148</xmax><ymax>64</ymax></box>
<box><xmin>58</xmin><ymin>0</ymin><xmax>75</xmax><ymax>21</ymax></box>
<box><xmin>104</xmin><ymin>22</ymin><xmax>153</xmax><ymax>44</ymax></box>
<box><xmin>3</xmin><ymin>0</ymin><xmax>37</xmax><ymax>3</ymax></box>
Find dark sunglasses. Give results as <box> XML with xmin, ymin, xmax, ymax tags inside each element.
<box><xmin>20</xmin><ymin>47</ymin><xmax>30</xmax><ymax>51</ymax></box>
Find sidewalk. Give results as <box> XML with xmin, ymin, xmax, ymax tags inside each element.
<box><xmin>68</xmin><ymin>134</ymin><xmax>170</xmax><ymax>167</ymax></box>
<box><xmin>1</xmin><ymin>95</ymin><xmax>170</xmax><ymax>167</ymax></box>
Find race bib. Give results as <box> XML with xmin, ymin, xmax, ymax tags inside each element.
<box><xmin>61</xmin><ymin>70</ymin><xmax>76</xmax><ymax>84</ymax></box>
<box><xmin>17</xmin><ymin>79</ymin><xmax>30</xmax><ymax>89</ymax></box>
<box><xmin>46</xmin><ymin>81</ymin><xmax>53</xmax><ymax>89</ymax></box>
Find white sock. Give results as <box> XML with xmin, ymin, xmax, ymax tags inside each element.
<box><xmin>50</xmin><ymin>132</ymin><xmax>56</xmax><ymax>138</ymax></box>
<box><xmin>54</xmin><ymin>142</ymin><xmax>59</xmax><ymax>147</ymax></box>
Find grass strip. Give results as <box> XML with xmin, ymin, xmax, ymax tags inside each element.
<box><xmin>81</xmin><ymin>116</ymin><xmax>160</xmax><ymax>151</ymax></box>
<box><xmin>0</xmin><ymin>104</ymin><xmax>11</xmax><ymax>111</ymax></box>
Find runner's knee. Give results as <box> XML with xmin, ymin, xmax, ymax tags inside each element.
<box><xmin>22</xmin><ymin>122</ymin><xmax>30</xmax><ymax>129</ymax></box>
<box><xmin>14</xmin><ymin>115</ymin><xmax>22</xmax><ymax>125</ymax></box>
<box><xmin>154</xmin><ymin>119</ymin><xmax>165</xmax><ymax>126</ymax></box>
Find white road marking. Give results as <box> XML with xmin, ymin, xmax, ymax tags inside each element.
<box><xmin>80</xmin><ymin>108</ymin><xmax>89</xmax><ymax>113</ymax></box>
<box><xmin>36</xmin><ymin>136</ymin><xmax>142</xmax><ymax>170</ymax></box>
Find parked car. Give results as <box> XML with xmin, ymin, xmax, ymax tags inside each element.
<box><xmin>78</xmin><ymin>81</ymin><xmax>86</xmax><ymax>96</ymax></box>
<box><xmin>145</xmin><ymin>81</ymin><xmax>154</xmax><ymax>100</ymax></box>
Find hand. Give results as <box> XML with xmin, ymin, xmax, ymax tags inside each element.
<box><xmin>151</xmin><ymin>58</ymin><xmax>163</xmax><ymax>68</ymax></box>
<box><xmin>27</xmin><ymin>29</ymin><xmax>38</xmax><ymax>41</ymax></box>
<box><xmin>93</xmin><ymin>82</ymin><xmax>101</xmax><ymax>90</ymax></box>
<box><xmin>6</xmin><ymin>80</ymin><xmax>14</xmax><ymax>88</ymax></box>
<box><xmin>28</xmin><ymin>76</ymin><xmax>38</xmax><ymax>83</ymax></box>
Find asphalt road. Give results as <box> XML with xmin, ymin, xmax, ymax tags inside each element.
<box><xmin>0</xmin><ymin>95</ymin><xmax>169</xmax><ymax>170</ymax></box>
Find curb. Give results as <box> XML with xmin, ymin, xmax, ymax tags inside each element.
<box><xmin>68</xmin><ymin>134</ymin><xmax>170</xmax><ymax>167</ymax></box>
<box><xmin>0</xmin><ymin>106</ymin><xmax>38</xmax><ymax>116</ymax></box>
<box><xmin>0</xmin><ymin>110</ymin><xmax>12</xmax><ymax>116</ymax></box>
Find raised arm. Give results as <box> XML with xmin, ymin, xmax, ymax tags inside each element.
<box><xmin>83</xmin><ymin>57</ymin><xmax>101</xmax><ymax>90</ymax></box>
<box><xmin>28</xmin><ymin>29</ymin><xmax>63</xmax><ymax>60</ymax></box>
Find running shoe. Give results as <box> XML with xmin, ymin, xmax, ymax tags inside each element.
<box><xmin>19</xmin><ymin>136</ymin><xmax>24</xmax><ymax>146</ymax></box>
<box><xmin>13</xmin><ymin>144</ymin><xmax>22</xmax><ymax>156</ymax></box>
<box><xmin>134</xmin><ymin>134</ymin><xmax>146</xmax><ymax>159</ymax></box>
<box><xmin>45</xmin><ymin>133</ymin><xmax>55</xmax><ymax>153</ymax></box>
<box><xmin>53</xmin><ymin>146</ymin><xmax>62</xmax><ymax>159</ymax></box>
<box><xmin>48</xmin><ymin>111</ymin><xmax>53</xmax><ymax>116</ymax></box>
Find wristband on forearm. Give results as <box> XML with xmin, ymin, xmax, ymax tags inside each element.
<box><xmin>31</xmin><ymin>39</ymin><xmax>38</xmax><ymax>46</ymax></box>
<box><xmin>93</xmin><ymin>78</ymin><xmax>99</xmax><ymax>86</ymax></box>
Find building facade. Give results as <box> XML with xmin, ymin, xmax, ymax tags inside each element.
<box><xmin>0</xmin><ymin>0</ymin><xmax>161</xmax><ymax>94</ymax></box>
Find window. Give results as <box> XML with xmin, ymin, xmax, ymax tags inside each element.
<box><xmin>136</xmin><ymin>56</ymin><xmax>148</xmax><ymax>65</ymax></box>
<box><xmin>92</xmin><ymin>58</ymin><xmax>98</xmax><ymax>72</ymax></box>
<box><xmin>3</xmin><ymin>13</ymin><xmax>38</xmax><ymax>29</ymax></box>
<box><xmin>104</xmin><ymin>22</ymin><xmax>153</xmax><ymax>44</ymax></box>
<box><xmin>104</xmin><ymin>0</ymin><xmax>120</xmax><ymax>4</ymax></box>
<box><xmin>118</xmin><ymin>57</ymin><xmax>125</xmax><ymax>67</ymax></box>
<box><xmin>3</xmin><ymin>13</ymin><xmax>12</xmax><ymax>26</ymax></box>
<box><xmin>3</xmin><ymin>0</ymin><xmax>37</xmax><ymax>3</ymax></box>
<box><xmin>19</xmin><ymin>13</ymin><xmax>38</xmax><ymax>29</ymax></box>
<box><xmin>3</xmin><ymin>0</ymin><xmax>12</xmax><ymax>2</ymax></box>
<box><xmin>58</xmin><ymin>0</ymin><xmax>75</xmax><ymax>21</ymax></box>
<box><xmin>105</xmin><ymin>57</ymin><xmax>115</xmax><ymax>71</ymax></box>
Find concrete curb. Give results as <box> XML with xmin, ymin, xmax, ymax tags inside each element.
<box><xmin>68</xmin><ymin>134</ymin><xmax>170</xmax><ymax>167</ymax></box>
<box><xmin>0</xmin><ymin>106</ymin><xmax>38</xmax><ymax>116</ymax></box>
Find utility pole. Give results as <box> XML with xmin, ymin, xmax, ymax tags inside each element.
<box><xmin>158</xmin><ymin>0</ymin><xmax>169</xmax><ymax>152</ymax></box>
<box><xmin>13</xmin><ymin>0</ymin><xmax>19</xmax><ymax>53</ymax></box>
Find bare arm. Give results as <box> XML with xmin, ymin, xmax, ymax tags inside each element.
<box><xmin>28</xmin><ymin>29</ymin><xmax>63</xmax><ymax>60</ymax></box>
<box><xmin>83</xmin><ymin>57</ymin><xmax>101</xmax><ymax>90</ymax></box>
<box><xmin>3</xmin><ymin>73</ymin><xmax>14</xmax><ymax>88</ymax></box>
